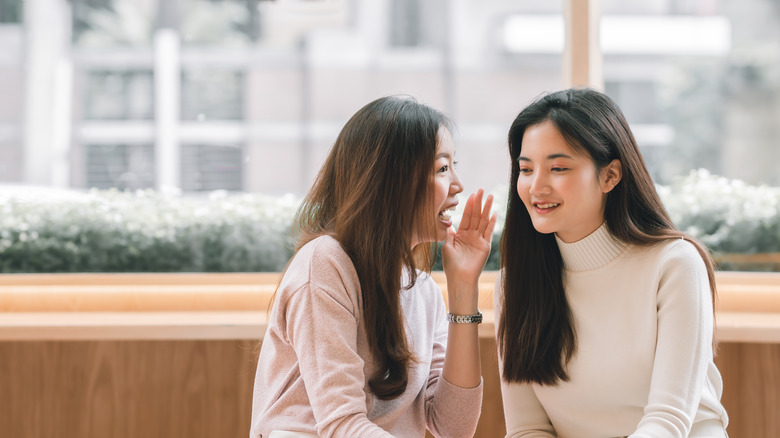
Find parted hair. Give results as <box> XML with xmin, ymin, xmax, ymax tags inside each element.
<box><xmin>498</xmin><ymin>88</ymin><xmax>718</xmax><ymax>385</ymax></box>
<box><xmin>294</xmin><ymin>95</ymin><xmax>449</xmax><ymax>399</ymax></box>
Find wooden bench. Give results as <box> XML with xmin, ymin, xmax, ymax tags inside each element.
<box><xmin>0</xmin><ymin>271</ymin><xmax>778</xmax><ymax>343</ymax></box>
<box><xmin>0</xmin><ymin>271</ymin><xmax>778</xmax><ymax>437</ymax></box>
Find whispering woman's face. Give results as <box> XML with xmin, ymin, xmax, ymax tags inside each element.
<box><xmin>411</xmin><ymin>127</ymin><xmax>463</xmax><ymax>247</ymax></box>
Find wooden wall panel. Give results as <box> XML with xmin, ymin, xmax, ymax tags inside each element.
<box><xmin>716</xmin><ymin>342</ymin><xmax>780</xmax><ymax>438</ymax></box>
<box><xmin>475</xmin><ymin>338</ymin><xmax>506</xmax><ymax>438</ymax></box>
<box><xmin>1</xmin><ymin>339</ymin><xmax>777</xmax><ymax>438</ymax></box>
<box><xmin>0</xmin><ymin>341</ymin><xmax>258</xmax><ymax>438</ymax></box>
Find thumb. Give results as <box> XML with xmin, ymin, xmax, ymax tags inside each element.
<box><xmin>443</xmin><ymin>224</ymin><xmax>456</xmax><ymax>249</ymax></box>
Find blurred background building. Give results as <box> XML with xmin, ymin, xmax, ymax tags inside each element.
<box><xmin>0</xmin><ymin>0</ymin><xmax>778</xmax><ymax>196</ymax></box>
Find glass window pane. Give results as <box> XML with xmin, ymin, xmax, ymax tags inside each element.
<box><xmin>180</xmin><ymin>0</ymin><xmax>259</xmax><ymax>47</ymax></box>
<box><xmin>389</xmin><ymin>0</ymin><xmax>447</xmax><ymax>48</ymax></box>
<box><xmin>84</xmin><ymin>70</ymin><xmax>154</xmax><ymax>120</ymax></box>
<box><xmin>181</xmin><ymin>70</ymin><xmax>244</xmax><ymax>121</ymax></box>
<box><xmin>86</xmin><ymin>143</ymin><xmax>155</xmax><ymax>189</ymax></box>
<box><xmin>0</xmin><ymin>0</ymin><xmax>22</xmax><ymax>23</ymax></box>
<box><xmin>72</xmin><ymin>0</ymin><xmax>156</xmax><ymax>48</ymax></box>
<box><xmin>181</xmin><ymin>144</ymin><xmax>243</xmax><ymax>192</ymax></box>
<box><xmin>602</xmin><ymin>0</ymin><xmax>780</xmax><ymax>185</ymax></box>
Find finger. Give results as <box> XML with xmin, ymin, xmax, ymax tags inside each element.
<box><xmin>459</xmin><ymin>192</ymin><xmax>475</xmax><ymax>231</ymax></box>
<box><xmin>477</xmin><ymin>194</ymin><xmax>494</xmax><ymax>235</ymax></box>
<box><xmin>443</xmin><ymin>223</ymin><xmax>456</xmax><ymax>250</ymax></box>
<box><xmin>484</xmin><ymin>212</ymin><xmax>498</xmax><ymax>241</ymax></box>
<box><xmin>469</xmin><ymin>189</ymin><xmax>484</xmax><ymax>231</ymax></box>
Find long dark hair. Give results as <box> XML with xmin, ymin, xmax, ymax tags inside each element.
<box><xmin>294</xmin><ymin>95</ymin><xmax>449</xmax><ymax>399</ymax></box>
<box><xmin>498</xmin><ymin>88</ymin><xmax>718</xmax><ymax>385</ymax></box>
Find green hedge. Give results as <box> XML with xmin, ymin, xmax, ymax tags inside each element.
<box><xmin>1</xmin><ymin>170</ymin><xmax>779</xmax><ymax>273</ymax></box>
<box><xmin>0</xmin><ymin>189</ymin><xmax>298</xmax><ymax>273</ymax></box>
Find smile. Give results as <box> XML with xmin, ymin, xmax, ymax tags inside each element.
<box><xmin>534</xmin><ymin>202</ymin><xmax>560</xmax><ymax>210</ymax></box>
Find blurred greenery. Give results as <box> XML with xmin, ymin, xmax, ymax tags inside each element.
<box><xmin>659</xmin><ymin>169</ymin><xmax>780</xmax><ymax>270</ymax></box>
<box><xmin>0</xmin><ymin>189</ymin><xmax>298</xmax><ymax>273</ymax></box>
<box><xmin>1</xmin><ymin>170</ymin><xmax>779</xmax><ymax>273</ymax></box>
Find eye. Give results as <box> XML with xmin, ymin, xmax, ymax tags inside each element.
<box><xmin>551</xmin><ymin>167</ymin><xmax>569</xmax><ymax>172</ymax></box>
<box><xmin>518</xmin><ymin>167</ymin><xmax>532</xmax><ymax>174</ymax></box>
<box><xmin>437</xmin><ymin>164</ymin><xmax>449</xmax><ymax>173</ymax></box>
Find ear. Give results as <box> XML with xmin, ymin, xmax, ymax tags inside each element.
<box><xmin>600</xmin><ymin>159</ymin><xmax>622</xmax><ymax>193</ymax></box>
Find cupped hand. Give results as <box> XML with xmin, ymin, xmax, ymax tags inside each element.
<box><xmin>441</xmin><ymin>189</ymin><xmax>498</xmax><ymax>288</ymax></box>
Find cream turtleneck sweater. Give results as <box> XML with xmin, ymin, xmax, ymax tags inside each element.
<box><xmin>496</xmin><ymin>224</ymin><xmax>729</xmax><ymax>438</ymax></box>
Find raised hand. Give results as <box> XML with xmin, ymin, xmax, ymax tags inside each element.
<box><xmin>441</xmin><ymin>189</ymin><xmax>498</xmax><ymax>291</ymax></box>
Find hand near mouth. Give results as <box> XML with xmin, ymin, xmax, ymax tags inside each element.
<box><xmin>441</xmin><ymin>189</ymin><xmax>498</xmax><ymax>308</ymax></box>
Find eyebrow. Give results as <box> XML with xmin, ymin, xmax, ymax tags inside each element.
<box><xmin>436</xmin><ymin>152</ymin><xmax>452</xmax><ymax>159</ymax></box>
<box><xmin>518</xmin><ymin>153</ymin><xmax>574</xmax><ymax>161</ymax></box>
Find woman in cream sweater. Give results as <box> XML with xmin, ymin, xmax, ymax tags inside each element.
<box><xmin>496</xmin><ymin>88</ymin><xmax>729</xmax><ymax>437</ymax></box>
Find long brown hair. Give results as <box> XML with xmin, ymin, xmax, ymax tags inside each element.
<box><xmin>294</xmin><ymin>95</ymin><xmax>449</xmax><ymax>399</ymax></box>
<box><xmin>498</xmin><ymin>88</ymin><xmax>718</xmax><ymax>385</ymax></box>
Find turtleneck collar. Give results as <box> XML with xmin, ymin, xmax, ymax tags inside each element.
<box><xmin>555</xmin><ymin>222</ymin><xmax>627</xmax><ymax>272</ymax></box>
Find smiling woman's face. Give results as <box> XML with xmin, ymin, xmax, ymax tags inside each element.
<box><xmin>516</xmin><ymin>119</ymin><xmax>612</xmax><ymax>243</ymax></box>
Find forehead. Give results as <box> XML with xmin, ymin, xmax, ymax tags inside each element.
<box><xmin>520</xmin><ymin>120</ymin><xmax>579</xmax><ymax>158</ymax></box>
<box><xmin>436</xmin><ymin>127</ymin><xmax>455</xmax><ymax>155</ymax></box>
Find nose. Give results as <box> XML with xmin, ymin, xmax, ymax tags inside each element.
<box><xmin>528</xmin><ymin>171</ymin><xmax>550</xmax><ymax>197</ymax></box>
<box><xmin>451</xmin><ymin>167</ymin><xmax>464</xmax><ymax>195</ymax></box>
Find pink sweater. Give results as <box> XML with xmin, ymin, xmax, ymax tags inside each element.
<box><xmin>250</xmin><ymin>235</ymin><xmax>483</xmax><ymax>438</ymax></box>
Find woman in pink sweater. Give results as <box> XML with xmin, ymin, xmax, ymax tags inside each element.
<box><xmin>250</xmin><ymin>96</ymin><xmax>497</xmax><ymax>438</ymax></box>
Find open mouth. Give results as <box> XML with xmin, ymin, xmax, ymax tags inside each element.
<box><xmin>438</xmin><ymin>205</ymin><xmax>457</xmax><ymax>224</ymax></box>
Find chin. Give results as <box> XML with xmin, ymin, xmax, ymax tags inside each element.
<box><xmin>530</xmin><ymin>221</ymin><xmax>556</xmax><ymax>236</ymax></box>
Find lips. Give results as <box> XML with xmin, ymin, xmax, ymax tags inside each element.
<box><xmin>532</xmin><ymin>201</ymin><xmax>560</xmax><ymax>213</ymax></box>
<box><xmin>438</xmin><ymin>202</ymin><xmax>458</xmax><ymax>225</ymax></box>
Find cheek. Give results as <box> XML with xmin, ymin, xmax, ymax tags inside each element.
<box><xmin>434</xmin><ymin>180</ymin><xmax>448</xmax><ymax>206</ymax></box>
<box><xmin>516</xmin><ymin>178</ymin><xmax>531</xmax><ymax>204</ymax></box>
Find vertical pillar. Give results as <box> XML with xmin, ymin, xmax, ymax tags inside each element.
<box><xmin>23</xmin><ymin>0</ymin><xmax>72</xmax><ymax>186</ymax></box>
<box><xmin>154</xmin><ymin>28</ymin><xmax>181</xmax><ymax>191</ymax></box>
<box><xmin>51</xmin><ymin>59</ymin><xmax>73</xmax><ymax>187</ymax></box>
<box><xmin>564</xmin><ymin>0</ymin><xmax>603</xmax><ymax>90</ymax></box>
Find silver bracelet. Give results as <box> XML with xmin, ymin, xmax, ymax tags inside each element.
<box><xmin>447</xmin><ymin>309</ymin><xmax>482</xmax><ymax>324</ymax></box>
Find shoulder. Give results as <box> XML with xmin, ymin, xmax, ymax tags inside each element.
<box><xmin>625</xmin><ymin>238</ymin><xmax>706</xmax><ymax>273</ymax></box>
<box><xmin>280</xmin><ymin>235</ymin><xmax>361</xmax><ymax>302</ymax></box>
<box><xmin>652</xmin><ymin>238</ymin><xmax>706</xmax><ymax>273</ymax></box>
<box><xmin>295</xmin><ymin>235</ymin><xmax>354</xmax><ymax>276</ymax></box>
<box><xmin>626</xmin><ymin>238</ymin><xmax>711</xmax><ymax>297</ymax></box>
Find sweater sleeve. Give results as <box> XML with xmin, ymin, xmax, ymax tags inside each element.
<box><xmin>629</xmin><ymin>241</ymin><xmax>714</xmax><ymax>437</ymax></box>
<box><xmin>284</xmin><ymin>281</ymin><xmax>394</xmax><ymax>438</ymax></box>
<box><xmin>494</xmin><ymin>272</ymin><xmax>557</xmax><ymax>438</ymax></box>
<box><xmin>424</xmin><ymin>289</ymin><xmax>483</xmax><ymax>438</ymax></box>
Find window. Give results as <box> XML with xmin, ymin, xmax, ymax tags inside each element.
<box><xmin>602</xmin><ymin>0</ymin><xmax>780</xmax><ymax>185</ymax></box>
<box><xmin>181</xmin><ymin>144</ymin><xmax>243</xmax><ymax>192</ymax></box>
<box><xmin>181</xmin><ymin>70</ymin><xmax>244</xmax><ymax>121</ymax></box>
<box><xmin>0</xmin><ymin>0</ymin><xmax>22</xmax><ymax>23</ymax></box>
<box><xmin>180</xmin><ymin>0</ymin><xmax>262</xmax><ymax>47</ymax></box>
<box><xmin>84</xmin><ymin>70</ymin><xmax>154</xmax><ymax>120</ymax></box>
<box><xmin>86</xmin><ymin>144</ymin><xmax>155</xmax><ymax>189</ymax></box>
<box><xmin>72</xmin><ymin>0</ymin><xmax>156</xmax><ymax>48</ymax></box>
<box><xmin>388</xmin><ymin>0</ymin><xmax>446</xmax><ymax>48</ymax></box>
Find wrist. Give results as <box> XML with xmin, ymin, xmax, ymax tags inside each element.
<box><xmin>447</xmin><ymin>309</ymin><xmax>483</xmax><ymax>324</ymax></box>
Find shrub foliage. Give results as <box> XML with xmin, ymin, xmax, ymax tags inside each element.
<box><xmin>1</xmin><ymin>170</ymin><xmax>778</xmax><ymax>273</ymax></box>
